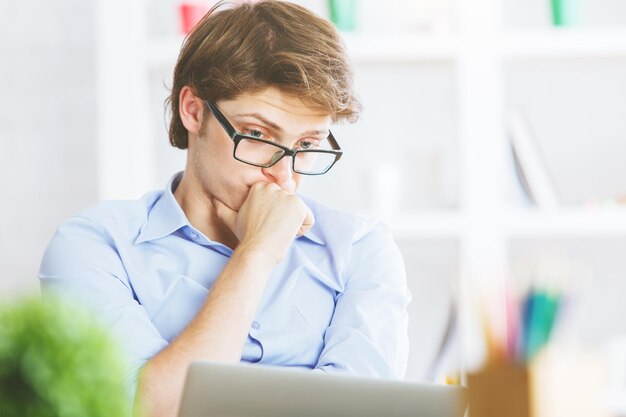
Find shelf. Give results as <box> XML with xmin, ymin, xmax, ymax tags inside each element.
<box><xmin>143</xmin><ymin>32</ymin><xmax>459</xmax><ymax>69</ymax></box>
<box><xmin>378</xmin><ymin>207</ymin><xmax>626</xmax><ymax>240</ymax></box>
<box><xmin>144</xmin><ymin>29</ymin><xmax>626</xmax><ymax>69</ymax></box>
<box><xmin>340</xmin><ymin>32</ymin><xmax>458</xmax><ymax>63</ymax></box>
<box><xmin>144</xmin><ymin>28</ymin><xmax>626</xmax><ymax>68</ymax></box>
<box><xmin>501</xmin><ymin>29</ymin><xmax>626</xmax><ymax>58</ymax></box>
<box><xmin>503</xmin><ymin>207</ymin><xmax>626</xmax><ymax>238</ymax></box>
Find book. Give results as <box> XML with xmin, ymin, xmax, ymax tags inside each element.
<box><xmin>507</xmin><ymin>110</ymin><xmax>560</xmax><ymax>209</ymax></box>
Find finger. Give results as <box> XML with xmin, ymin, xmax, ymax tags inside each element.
<box><xmin>297</xmin><ymin>205</ymin><xmax>315</xmax><ymax>237</ymax></box>
<box><xmin>251</xmin><ymin>181</ymin><xmax>278</xmax><ymax>192</ymax></box>
<box><xmin>212</xmin><ymin>198</ymin><xmax>238</xmax><ymax>232</ymax></box>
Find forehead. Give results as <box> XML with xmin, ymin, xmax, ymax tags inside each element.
<box><xmin>219</xmin><ymin>87</ymin><xmax>331</xmax><ymax>123</ymax></box>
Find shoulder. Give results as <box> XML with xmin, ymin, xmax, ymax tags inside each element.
<box><xmin>39</xmin><ymin>191</ymin><xmax>162</xmax><ymax>280</ymax></box>
<box><xmin>63</xmin><ymin>191</ymin><xmax>162</xmax><ymax>238</ymax></box>
<box><xmin>299</xmin><ymin>195</ymin><xmax>393</xmax><ymax>248</ymax></box>
<box><xmin>299</xmin><ymin>196</ymin><xmax>406</xmax><ymax>289</ymax></box>
<box><xmin>43</xmin><ymin>190</ymin><xmax>163</xmax><ymax>262</ymax></box>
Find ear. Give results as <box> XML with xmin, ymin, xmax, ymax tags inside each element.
<box><xmin>179</xmin><ymin>86</ymin><xmax>205</xmax><ymax>134</ymax></box>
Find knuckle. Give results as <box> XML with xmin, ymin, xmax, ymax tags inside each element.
<box><xmin>286</xmin><ymin>193</ymin><xmax>299</xmax><ymax>204</ymax></box>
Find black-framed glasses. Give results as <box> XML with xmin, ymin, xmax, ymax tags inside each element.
<box><xmin>205</xmin><ymin>100</ymin><xmax>342</xmax><ymax>175</ymax></box>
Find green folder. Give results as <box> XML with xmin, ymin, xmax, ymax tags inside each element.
<box><xmin>551</xmin><ymin>0</ymin><xmax>583</xmax><ymax>26</ymax></box>
<box><xmin>328</xmin><ymin>0</ymin><xmax>357</xmax><ymax>31</ymax></box>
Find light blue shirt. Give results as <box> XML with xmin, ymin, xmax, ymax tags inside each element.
<box><xmin>39</xmin><ymin>172</ymin><xmax>410</xmax><ymax>395</ymax></box>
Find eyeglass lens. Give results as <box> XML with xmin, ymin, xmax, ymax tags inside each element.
<box><xmin>235</xmin><ymin>137</ymin><xmax>336</xmax><ymax>174</ymax></box>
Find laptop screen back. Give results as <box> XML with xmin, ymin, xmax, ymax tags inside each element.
<box><xmin>178</xmin><ymin>361</ymin><xmax>467</xmax><ymax>417</ymax></box>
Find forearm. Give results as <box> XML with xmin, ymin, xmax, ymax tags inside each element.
<box><xmin>135</xmin><ymin>245</ymin><xmax>276</xmax><ymax>417</ymax></box>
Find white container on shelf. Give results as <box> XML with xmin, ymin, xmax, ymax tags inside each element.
<box><xmin>357</xmin><ymin>0</ymin><xmax>454</xmax><ymax>34</ymax></box>
<box><xmin>370</xmin><ymin>162</ymin><xmax>402</xmax><ymax>217</ymax></box>
<box><xmin>606</xmin><ymin>336</ymin><xmax>626</xmax><ymax>416</ymax></box>
<box><xmin>405</xmin><ymin>146</ymin><xmax>445</xmax><ymax>210</ymax></box>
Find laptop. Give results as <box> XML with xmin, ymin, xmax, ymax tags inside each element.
<box><xmin>178</xmin><ymin>361</ymin><xmax>468</xmax><ymax>417</ymax></box>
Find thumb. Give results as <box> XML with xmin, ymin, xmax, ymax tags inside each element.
<box><xmin>212</xmin><ymin>198</ymin><xmax>238</xmax><ymax>233</ymax></box>
<box><xmin>297</xmin><ymin>206</ymin><xmax>315</xmax><ymax>237</ymax></box>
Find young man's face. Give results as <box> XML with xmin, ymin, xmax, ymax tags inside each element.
<box><xmin>188</xmin><ymin>87</ymin><xmax>332</xmax><ymax>212</ymax></box>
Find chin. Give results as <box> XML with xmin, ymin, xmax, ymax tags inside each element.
<box><xmin>221</xmin><ymin>184</ymin><xmax>251</xmax><ymax>211</ymax></box>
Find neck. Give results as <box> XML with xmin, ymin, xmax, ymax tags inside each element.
<box><xmin>173</xmin><ymin>171</ymin><xmax>239</xmax><ymax>249</ymax></box>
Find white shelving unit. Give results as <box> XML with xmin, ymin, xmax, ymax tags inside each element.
<box><xmin>142</xmin><ymin>28</ymin><xmax>626</xmax><ymax>69</ymax></box>
<box><xmin>501</xmin><ymin>28</ymin><xmax>626</xmax><ymax>57</ymax></box>
<box><xmin>504</xmin><ymin>207</ymin><xmax>626</xmax><ymax>237</ymax></box>
<box><xmin>96</xmin><ymin>0</ymin><xmax>626</xmax><ymax>379</ymax></box>
<box><xmin>382</xmin><ymin>207</ymin><xmax>626</xmax><ymax>240</ymax></box>
<box><xmin>145</xmin><ymin>33</ymin><xmax>460</xmax><ymax>67</ymax></box>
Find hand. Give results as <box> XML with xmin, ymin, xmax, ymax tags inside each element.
<box><xmin>212</xmin><ymin>182</ymin><xmax>314</xmax><ymax>264</ymax></box>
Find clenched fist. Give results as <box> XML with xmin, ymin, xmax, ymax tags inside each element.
<box><xmin>212</xmin><ymin>182</ymin><xmax>314</xmax><ymax>264</ymax></box>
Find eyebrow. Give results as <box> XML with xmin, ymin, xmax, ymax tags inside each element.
<box><xmin>235</xmin><ymin>113</ymin><xmax>329</xmax><ymax>137</ymax></box>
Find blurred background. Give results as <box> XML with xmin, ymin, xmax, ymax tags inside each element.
<box><xmin>1</xmin><ymin>0</ymin><xmax>626</xmax><ymax>391</ymax></box>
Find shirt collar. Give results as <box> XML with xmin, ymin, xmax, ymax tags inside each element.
<box><xmin>135</xmin><ymin>172</ymin><xmax>326</xmax><ymax>246</ymax></box>
<box><xmin>135</xmin><ymin>172</ymin><xmax>190</xmax><ymax>244</ymax></box>
<box><xmin>296</xmin><ymin>194</ymin><xmax>326</xmax><ymax>246</ymax></box>
<box><xmin>298</xmin><ymin>225</ymin><xmax>325</xmax><ymax>246</ymax></box>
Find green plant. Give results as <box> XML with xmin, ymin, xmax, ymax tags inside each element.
<box><xmin>0</xmin><ymin>298</ymin><xmax>130</xmax><ymax>417</ymax></box>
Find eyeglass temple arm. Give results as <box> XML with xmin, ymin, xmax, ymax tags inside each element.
<box><xmin>205</xmin><ymin>100</ymin><xmax>237</xmax><ymax>138</ymax></box>
<box><xmin>328</xmin><ymin>131</ymin><xmax>342</xmax><ymax>160</ymax></box>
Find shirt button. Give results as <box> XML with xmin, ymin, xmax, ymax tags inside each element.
<box><xmin>251</xmin><ymin>321</ymin><xmax>261</xmax><ymax>330</ymax></box>
<box><xmin>189</xmin><ymin>231</ymin><xmax>199</xmax><ymax>240</ymax></box>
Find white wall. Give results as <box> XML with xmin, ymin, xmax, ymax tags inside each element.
<box><xmin>0</xmin><ymin>0</ymin><xmax>98</xmax><ymax>297</ymax></box>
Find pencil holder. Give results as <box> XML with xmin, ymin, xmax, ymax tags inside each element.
<box><xmin>468</xmin><ymin>346</ymin><xmax>610</xmax><ymax>417</ymax></box>
<box><xmin>468</xmin><ymin>363</ymin><xmax>530</xmax><ymax>417</ymax></box>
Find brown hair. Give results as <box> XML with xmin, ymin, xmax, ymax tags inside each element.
<box><xmin>167</xmin><ymin>0</ymin><xmax>361</xmax><ymax>149</ymax></box>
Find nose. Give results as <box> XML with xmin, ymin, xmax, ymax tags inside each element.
<box><xmin>262</xmin><ymin>154</ymin><xmax>295</xmax><ymax>191</ymax></box>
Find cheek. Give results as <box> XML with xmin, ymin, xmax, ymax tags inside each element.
<box><xmin>204</xmin><ymin>162</ymin><xmax>251</xmax><ymax>205</ymax></box>
<box><xmin>197</xmin><ymin>154</ymin><xmax>266</xmax><ymax>210</ymax></box>
<box><xmin>293</xmin><ymin>174</ymin><xmax>302</xmax><ymax>190</ymax></box>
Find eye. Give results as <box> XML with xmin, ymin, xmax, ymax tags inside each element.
<box><xmin>298</xmin><ymin>139</ymin><xmax>318</xmax><ymax>149</ymax></box>
<box><xmin>246</xmin><ymin>129</ymin><xmax>265</xmax><ymax>138</ymax></box>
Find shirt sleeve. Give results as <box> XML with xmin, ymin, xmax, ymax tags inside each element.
<box><xmin>314</xmin><ymin>221</ymin><xmax>411</xmax><ymax>379</ymax></box>
<box><xmin>38</xmin><ymin>215</ymin><xmax>168</xmax><ymax>399</ymax></box>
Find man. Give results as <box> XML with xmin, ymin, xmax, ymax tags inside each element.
<box><xmin>39</xmin><ymin>1</ymin><xmax>410</xmax><ymax>416</ymax></box>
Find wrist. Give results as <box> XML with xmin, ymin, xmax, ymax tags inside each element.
<box><xmin>234</xmin><ymin>240</ymin><xmax>280</xmax><ymax>268</ymax></box>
